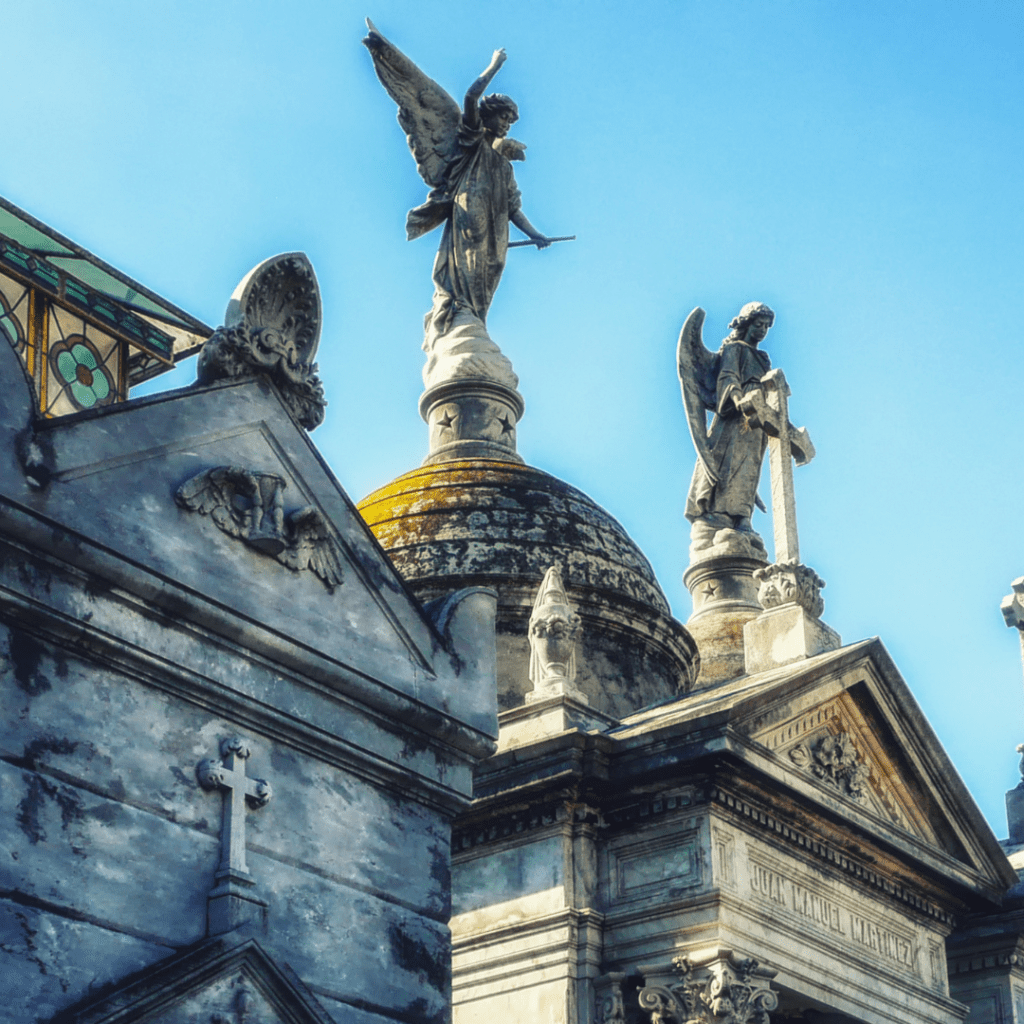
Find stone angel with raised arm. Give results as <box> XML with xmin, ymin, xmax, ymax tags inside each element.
<box><xmin>363</xmin><ymin>21</ymin><xmax>558</xmax><ymax>389</ymax></box>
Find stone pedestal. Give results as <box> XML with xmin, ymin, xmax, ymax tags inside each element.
<box><xmin>420</xmin><ymin>377</ymin><xmax>524</xmax><ymax>465</ymax></box>
<box><xmin>207</xmin><ymin>867</ymin><xmax>269</xmax><ymax>936</ymax></box>
<box><xmin>684</xmin><ymin>555</ymin><xmax>767</xmax><ymax>687</ymax></box>
<box><xmin>496</xmin><ymin>693</ymin><xmax>617</xmax><ymax>751</ymax></box>
<box><xmin>743</xmin><ymin>604</ymin><xmax>841</xmax><ymax>674</ymax></box>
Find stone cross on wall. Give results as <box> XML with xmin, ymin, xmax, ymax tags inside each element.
<box><xmin>740</xmin><ymin>368</ymin><xmax>815</xmax><ymax>564</ymax></box>
<box><xmin>197</xmin><ymin>736</ymin><xmax>272</xmax><ymax>934</ymax></box>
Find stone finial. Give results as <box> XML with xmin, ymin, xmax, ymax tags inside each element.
<box><xmin>528</xmin><ymin>567</ymin><xmax>584</xmax><ymax>698</ymax></box>
<box><xmin>197</xmin><ymin>253</ymin><xmax>326</xmax><ymax>430</ymax></box>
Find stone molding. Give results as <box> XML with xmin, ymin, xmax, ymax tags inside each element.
<box><xmin>419</xmin><ymin>376</ymin><xmax>525</xmax><ymax>465</ymax></box>
<box><xmin>175</xmin><ymin>465</ymin><xmax>345</xmax><ymax>591</ymax></box>
<box><xmin>711</xmin><ymin>787</ymin><xmax>956</xmax><ymax>926</ymax></box>
<box><xmin>0</xmin><ymin>507</ymin><xmax>495</xmax><ymax>797</ymax></box>
<box><xmin>639</xmin><ymin>949</ymin><xmax>779</xmax><ymax>1024</ymax></box>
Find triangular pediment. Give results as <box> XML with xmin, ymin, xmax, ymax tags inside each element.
<box><xmin>0</xmin><ymin>338</ymin><xmax>496</xmax><ymax>746</ymax></box>
<box><xmin>751</xmin><ymin>686</ymin><xmax>939</xmax><ymax>846</ymax></box>
<box><xmin>52</xmin><ymin>937</ymin><xmax>334</xmax><ymax>1024</ymax></box>
<box><xmin>729</xmin><ymin>639</ymin><xmax>1017</xmax><ymax>899</ymax></box>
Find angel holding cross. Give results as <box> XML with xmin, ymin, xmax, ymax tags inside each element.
<box><xmin>364</xmin><ymin>22</ymin><xmax>563</xmax><ymax>388</ymax></box>
<box><xmin>678</xmin><ymin>303</ymin><xmax>814</xmax><ymax>559</ymax></box>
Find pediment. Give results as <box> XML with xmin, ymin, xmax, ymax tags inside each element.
<box><xmin>0</xmin><ymin>371</ymin><xmax>497</xmax><ymax>745</ymax></box>
<box><xmin>730</xmin><ymin>639</ymin><xmax>1017</xmax><ymax>899</ymax></box>
<box><xmin>752</xmin><ymin>686</ymin><xmax>939</xmax><ymax>846</ymax></box>
<box><xmin>54</xmin><ymin>937</ymin><xmax>334</xmax><ymax>1024</ymax></box>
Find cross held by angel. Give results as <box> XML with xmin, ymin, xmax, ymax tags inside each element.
<box><xmin>363</xmin><ymin>21</ymin><xmax>570</xmax><ymax>390</ymax></box>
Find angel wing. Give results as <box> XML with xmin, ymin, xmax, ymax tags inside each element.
<box><xmin>363</xmin><ymin>20</ymin><xmax>462</xmax><ymax>194</ymax></box>
<box><xmin>676</xmin><ymin>308</ymin><xmax>721</xmax><ymax>486</ymax></box>
<box><xmin>279</xmin><ymin>506</ymin><xmax>345</xmax><ymax>591</ymax></box>
<box><xmin>175</xmin><ymin>466</ymin><xmax>261</xmax><ymax>539</ymax></box>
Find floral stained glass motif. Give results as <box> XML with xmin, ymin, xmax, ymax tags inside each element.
<box><xmin>0</xmin><ymin>269</ymin><xmax>29</xmax><ymax>359</ymax></box>
<box><xmin>50</xmin><ymin>337</ymin><xmax>112</xmax><ymax>408</ymax></box>
<box><xmin>45</xmin><ymin>302</ymin><xmax>120</xmax><ymax>416</ymax></box>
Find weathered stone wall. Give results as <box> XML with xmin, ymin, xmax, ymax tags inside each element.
<box><xmin>0</xmin><ymin>335</ymin><xmax>498</xmax><ymax>1024</ymax></box>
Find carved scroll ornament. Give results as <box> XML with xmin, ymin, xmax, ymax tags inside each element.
<box><xmin>176</xmin><ymin>466</ymin><xmax>344</xmax><ymax>591</ymax></box>
<box><xmin>639</xmin><ymin>953</ymin><xmax>778</xmax><ymax>1024</ymax></box>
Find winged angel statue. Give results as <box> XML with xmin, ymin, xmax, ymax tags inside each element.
<box><xmin>678</xmin><ymin>303</ymin><xmax>778</xmax><ymax>558</ymax></box>
<box><xmin>363</xmin><ymin>21</ymin><xmax>557</xmax><ymax>389</ymax></box>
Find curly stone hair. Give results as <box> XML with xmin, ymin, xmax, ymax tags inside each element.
<box><xmin>479</xmin><ymin>93</ymin><xmax>519</xmax><ymax>125</ymax></box>
<box><xmin>727</xmin><ymin>301</ymin><xmax>775</xmax><ymax>341</ymax></box>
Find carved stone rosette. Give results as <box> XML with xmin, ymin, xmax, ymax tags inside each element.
<box><xmin>197</xmin><ymin>253</ymin><xmax>326</xmax><ymax>430</ymax></box>
<box><xmin>753</xmin><ymin>561</ymin><xmax>824</xmax><ymax>618</ymax></box>
<box><xmin>789</xmin><ymin>731</ymin><xmax>869</xmax><ymax>801</ymax></box>
<box><xmin>639</xmin><ymin>950</ymin><xmax>778</xmax><ymax>1024</ymax></box>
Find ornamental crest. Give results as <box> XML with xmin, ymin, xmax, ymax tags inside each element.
<box><xmin>789</xmin><ymin>730</ymin><xmax>870</xmax><ymax>800</ymax></box>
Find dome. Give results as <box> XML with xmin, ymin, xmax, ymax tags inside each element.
<box><xmin>357</xmin><ymin>459</ymin><xmax>698</xmax><ymax>718</ymax></box>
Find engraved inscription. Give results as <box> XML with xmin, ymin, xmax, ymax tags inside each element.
<box><xmin>791</xmin><ymin>882</ymin><xmax>844</xmax><ymax>935</ymax></box>
<box><xmin>747</xmin><ymin>855</ymin><xmax>919</xmax><ymax>975</ymax></box>
<box><xmin>849</xmin><ymin>912</ymin><xmax>916</xmax><ymax>969</ymax></box>
<box><xmin>750</xmin><ymin>861</ymin><xmax>787</xmax><ymax>906</ymax></box>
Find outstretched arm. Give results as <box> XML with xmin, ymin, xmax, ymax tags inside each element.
<box><xmin>464</xmin><ymin>48</ymin><xmax>507</xmax><ymax>126</ymax></box>
<box><xmin>510</xmin><ymin>209</ymin><xmax>552</xmax><ymax>249</ymax></box>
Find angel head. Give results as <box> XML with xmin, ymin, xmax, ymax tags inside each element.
<box><xmin>479</xmin><ymin>93</ymin><xmax>519</xmax><ymax>138</ymax></box>
<box><xmin>727</xmin><ymin>302</ymin><xmax>775</xmax><ymax>346</ymax></box>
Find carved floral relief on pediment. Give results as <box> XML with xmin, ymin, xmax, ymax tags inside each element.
<box><xmin>750</xmin><ymin>690</ymin><xmax>937</xmax><ymax>845</ymax></box>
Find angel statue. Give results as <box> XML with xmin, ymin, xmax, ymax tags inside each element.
<box><xmin>677</xmin><ymin>302</ymin><xmax>777</xmax><ymax>558</ymax></box>
<box><xmin>363</xmin><ymin>21</ymin><xmax>558</xmax><ymax>390</ymax></box>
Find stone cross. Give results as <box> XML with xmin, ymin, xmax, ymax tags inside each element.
<box><xmin>197</xmin><ymin>737</ymin><xmax>272</xmax><ymax>876</ymax></box>
<box><xmin>1002</xmin><ymin>577</ymin><xmax>1024</xmax><ymax>679</ymax></box>
<box><xmin>740</xmin><ymin>368</ymin><xmax>815</xmax><ymax>564</ymax></box>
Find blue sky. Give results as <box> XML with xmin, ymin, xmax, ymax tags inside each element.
<box><xmin>3</xmin><ymin>0</ymin><xmax>1022</xmax><ymax>832</ymax></box>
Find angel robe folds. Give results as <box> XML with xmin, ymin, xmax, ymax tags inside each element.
<box><xmin>409</xmin><ymin>122</ymin><xmax>522</xmax><ymax>345</ymax></box>
<box><xmin>685</xmin><ymin>339</ymin><xmax>771</xmax><ymax>523</ymax></box>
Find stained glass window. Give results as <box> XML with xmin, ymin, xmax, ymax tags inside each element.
<box><xmin>0</xmin><ymin>269</ymin><xmax>30</xmax><ymax>362</ymax></box>
<box><xmin>45</xmin><ymin>304</ymin><xmax>120</xmax><ymax>416</ymax></box>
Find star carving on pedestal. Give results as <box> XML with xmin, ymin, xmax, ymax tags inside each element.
<box><xmin>701</xmin><ymin>582</ymin><xmax>718</xmax><ymax>598</ymax></box>
<box><xmin>497</xmin><ymin>413</ymin><xmax>515</xmax><ymax>436</ymax></box>
<box><xmin>437</xmin><ymin>409</ymin><xmax>456</xmax><ymax>432</ymax></box>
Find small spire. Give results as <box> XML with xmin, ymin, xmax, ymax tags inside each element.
<box><xmin>528</xmin><ymin>566</ymin><xmax>584</xmax><ymax>698</ymax></box>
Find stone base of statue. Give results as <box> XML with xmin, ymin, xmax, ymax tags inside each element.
<box><xmin>420</xmin><ymin>376</ymin><xmax>524</xmax><ymax>465</ymax></box>
<box><xmin>684</xmin><ymin>552</ymin><xmax>768</xmax><ymax>687</ymax></box>
<box><xmin>496</xmin><ymin>690</ymin><xmax>617</xmax><ymax>752</ymax></box>
<box><xmin>423</xmin><ymin>310</ymin><xmax>519</xmax><ymax>391</ymax></box>
<box><xmin>743</xmin><ymin>561</ymin><xmax>840</xmax><ymax>674</ymax></box>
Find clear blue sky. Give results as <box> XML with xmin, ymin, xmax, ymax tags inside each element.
<box><xmin>3</xmin><ymin>1</ymin><xmax>1022</xmax><ymax>833</ymax></box>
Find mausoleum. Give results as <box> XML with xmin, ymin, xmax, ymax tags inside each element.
<box><xmin>1</xmin><ymin>24</ymin><xmax>1024</xmax><ymax>1024</ymax></box>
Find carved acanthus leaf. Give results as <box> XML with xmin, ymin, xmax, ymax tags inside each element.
<box><xmin>176</xmin><ymin>467</ymin><xmax>344</xmax><ymax>591</ymax></box>
<box><xmin>639</xmin><ymin>954</ymin><xmax>778</xmax><ymax>1024</ymax></box>
<box><xmin>754</xmin><ymin>561</ymin><xmax>825</xmax><ymax>618</ymax></box>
